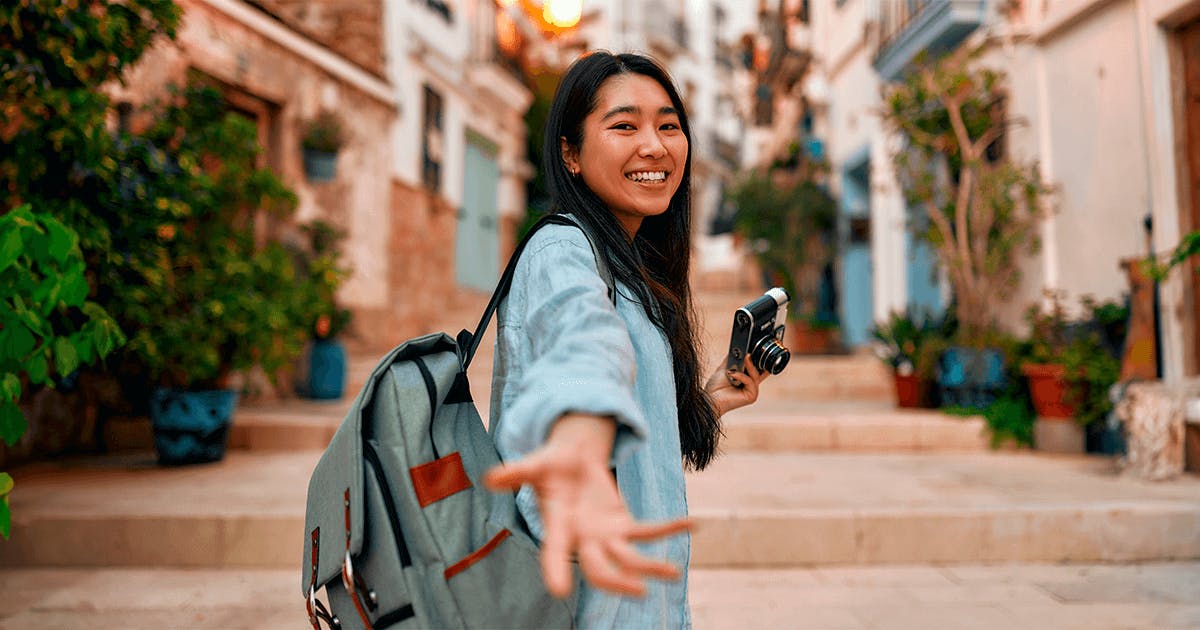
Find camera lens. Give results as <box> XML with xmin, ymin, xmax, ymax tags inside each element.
<box><xmin>751</xmin><ymin>337</ymin><xmax>791</xmax><ymax>375</ymax></box>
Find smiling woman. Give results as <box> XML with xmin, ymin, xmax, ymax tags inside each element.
<box><xmin>560</xmin><ymin>73</ymin><xmax>690</xmax><ymax>237</ymax></box>
<box><xmin>483</xmin><ymin>51</ymin><xmax>773</xmax><ymax>629</ymax></box>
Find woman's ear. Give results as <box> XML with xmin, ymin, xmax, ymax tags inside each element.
<box><xmin>560</xmin><ymin>136</ymin><xmax>580</xmax><ymax>175</ymax></box>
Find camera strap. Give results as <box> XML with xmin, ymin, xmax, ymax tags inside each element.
<box><xmin>458</xmin><ymin>213</ymin><xmax>615</xmax><ymax>370</ymax></box>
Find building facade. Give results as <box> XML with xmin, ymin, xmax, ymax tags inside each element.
<box><xmin>806</xmin><ymin>0</ymin><xmax>1199</xmax><ymax>381</ymax></box>
<box><xmin>119</xmin><ymin>0</ymin><xmax>544</xmax><ymax>348</ymax></box>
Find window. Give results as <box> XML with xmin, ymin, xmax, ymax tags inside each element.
<box><xmin>420</xmin><ymin>0</ymin><xmax>453</xmax><ymax>24</ymax></box>
<box><xmin>422</xmin><ymin>85</ymin><xmax>444</xmax><ymax>193</ymax></box>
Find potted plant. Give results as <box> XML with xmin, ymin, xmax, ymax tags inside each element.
<box><xmin>882</xmin><ymin>45</ymin><xmax>1053</xmax><ymax>408</ymax></box>
<box><xmin>293</xmin><ymin>221</ymin><xmax>353</xmax><ymax>400</ymax></box>
<box><xmin>871</xmin><ymin>309</ymin><xmax>938</xmax><ymax>408</ymax></box>
<box><xmin>1019</xmin><ymin>293</ymin><xmax>1124</xmax><ymax>453</ymax></box>
<box><xmin>728</xmin><ymin>142</ymin><xmax>839</xmax><ymax>353</ymax></box>
<box><xmin>109</xmin><ymin>85</ymin><xmax>314</xmax><ymax>465</ymax></box>
<box><xmin>1021</xmin><ymin>293</ymin><xmax>1074</xmax><ymax>419</ymax></box>
<box><xmin>301</xmin><ymin>110</ymin><xmax>345</xmax><ymax>182</ymax></box>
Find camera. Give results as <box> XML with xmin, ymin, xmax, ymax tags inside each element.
<box><xmin>725</xmin><ymin>287</ymin><xmax>791</xmax><ymax>378</ymax></box>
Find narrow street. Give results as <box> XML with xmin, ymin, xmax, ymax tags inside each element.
<box><xmin>2</xmin><ymin>286</ymin><xmax>1199</xmax><ymax>628</ymax></box>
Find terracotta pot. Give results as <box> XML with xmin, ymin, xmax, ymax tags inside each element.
<box><xmin>1021</xmin><ymin>362</ymin><xmax>1075</xmax><ymax>419</ymax></box>
<box><xmin>894</xmin><ymin>373</ymin><xmax>925</xmax><ymax>408</ymax></box>
<box><xmin>787</xmin><ymin>320</ymin><xmax>839</xmax><ymax>355</ymax></box>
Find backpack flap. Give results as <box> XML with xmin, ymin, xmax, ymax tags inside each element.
<box><xmin>302</xmin><ymin>333</ymin><xmax>457</xmax><ymax>597</ymax></box>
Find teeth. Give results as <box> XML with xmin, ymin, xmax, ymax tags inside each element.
<box><xmin>626</xmin><ymin>171</ymin><xmax>666</xmax><ymax>182</ymax></box>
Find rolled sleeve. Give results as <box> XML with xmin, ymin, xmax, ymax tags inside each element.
<box><xmin>496</xmin><ymin>229</ymin><xmax>648</xmax><ymax>467</ymax></box>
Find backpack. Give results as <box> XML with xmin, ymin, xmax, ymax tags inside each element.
<box><xmin>302</xmin><ymin>214</ymin><xmax>615</xmax><ymax>630</ymax></box>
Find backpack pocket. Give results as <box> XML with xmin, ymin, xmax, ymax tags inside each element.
<box><xmin>443</xmin><ymin>521</ymin><xmax>575</xmax><ymax>629</ymax></box>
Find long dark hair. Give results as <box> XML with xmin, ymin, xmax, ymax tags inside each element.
<box><xmin>543</xmin><ymin>51</ymin><xmax>721</xmax><ymax>471</ymax></box>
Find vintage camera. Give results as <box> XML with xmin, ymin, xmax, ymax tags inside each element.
<box><xmin>725</xmin><ymin>287</ymin><xmax>791</xmax><ymax>378</ymax></box>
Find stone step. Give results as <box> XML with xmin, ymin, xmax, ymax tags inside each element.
<box><xmin>6</xmin><ymin>563</ymin><xmax>1200</xmax><ymax>629</ymax></box>
<box><xmin>720</xmin><ymin>403</ymin><xmax>991</xmax><ymax>453</ymax></box>
<box><xmin>219</xmin><ymin>400</ymin><xmax>989</xmax><ymax>453</ymax></box>
<box><xmin>3</xmin><ymin>451</ymin><xmax>1197</xmax><ymax>569</ymax></box>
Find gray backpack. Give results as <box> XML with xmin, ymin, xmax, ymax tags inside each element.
<box><xmin>302</xmin><ymin>214</ymin><xmax>614</xmax><ymax>629</ymax></box>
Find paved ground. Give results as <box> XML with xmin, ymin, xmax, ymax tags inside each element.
<box><xmin>3</xmin><ymin>562</ymin><xmax>1199</xmax><ymax>629</ymax></box>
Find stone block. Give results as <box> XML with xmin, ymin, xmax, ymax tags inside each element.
<box><xmin>1116</xmin><ymin>379</ymin><xmax>1200</xmax><ymax>481</ymax></box>
<box><xmin>1034</xmin><ymin>418</ymin><xmax>1084</xmax><ymax>454</ymax></box>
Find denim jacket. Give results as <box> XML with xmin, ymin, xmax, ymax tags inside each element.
<box><xmin>490</xmin><ymin>222</ymin><xmax>691</xmax><ymax>629</ymax></box>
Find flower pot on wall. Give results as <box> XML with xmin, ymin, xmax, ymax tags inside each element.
<box><xmin>303</xmin><ymin>148</ymin><xmax>338</xmax><ymax>182</ymax></box>
<box><xmin>150</xmin><ymin>388</ymin><xmax>237</xmax><ymax>466</ymax></box>
<box><xmin>1021</xmin><ymin>362</ymin><xmax>1075</xmax><ymax>419</ymax></box>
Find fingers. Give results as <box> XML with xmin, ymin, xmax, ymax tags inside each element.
<box><xmin>578</xmin><ymin>541</ymin><xmax>646</xmax><ymax>597</ymax></box>
<box><xmin>627</xmin><ymin>517</ymin><xmax>691</xmax><ymax>542</ymax></box>
<box><xmin>539</xmin><ymin>497</ymin><xmax>576</xmax><ymax>599</ymax></box>
<box><xmin>605</xmin><ymin>539</ymin><xmax>681</xmax><ymax>580</ymax></box>
<box><xmin>742</xmin><ymin>356</ymin><xmax>769</xmax><ymax>383</ymax></box>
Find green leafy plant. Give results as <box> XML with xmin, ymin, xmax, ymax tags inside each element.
<box><xmin>109</xmin><ymin>84</ymin><xmax>325</xmax><ymax>390</ymax></box>
<box><xmin>0</xmin><ymin>472</ymin><xmax>11</xmax><ymax>539</ymax></box>
<box><xmin>727</xmin><ymin>153</ymin><xmax>837</xmax><ymax>323</ymax></box>
<box><xmin>0</xmin><ymin>205</ymin><xmax>126</xmax><ymax>539</ymax></box>
<box><xmin>301</xmin><ymin>110</ymin><xmax>345</xmax><ymax>153</ymax></box>
<box><xmin>1021</xmin><ymin>292</ymin><xmax>1124</xmax><ymax>426</ymax></box>
<box><xmin>870</xmin><ymin>309</ymin><xmax>938</xmax><ymax>374</ymax></box>
<box><xmin>881</xmin><ymin>45</ymin><xmax>1053</xmax><ymax>342</ymax></box>
<box><xmin>1151</xmin><ymin>230</ymin><xmax>1200</xmax><ymax>281</ymax></box>
<box><xmin>982</xmin><ymin>395</ymin><xmax>1035</xmax><ymax>448</ymax></box>
<box><xmin>297</xmin><ymin>220</ymin><xmax>353</xmax><ymax>341</ymax></box>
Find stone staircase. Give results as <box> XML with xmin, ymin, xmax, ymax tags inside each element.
<box><xmin>4</xmin><ymin>286</ymin><xmax>1199</xmax><ymax>575</ymax></box>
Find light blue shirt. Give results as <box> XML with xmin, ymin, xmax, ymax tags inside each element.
<box><xmin>490</xmin><ymin>222</ymin><xmax>691</xmax><ymax>629</ymax></box>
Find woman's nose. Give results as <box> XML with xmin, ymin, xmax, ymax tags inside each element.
<box><xmin>637</xmin><ymin>130</ymin><xmax>667</xmax><ymax>158</ymax></box>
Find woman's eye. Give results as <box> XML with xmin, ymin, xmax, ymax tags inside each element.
<box><xmin>660</xmin><ymin>123</ymin><xmax>680</xmax><ymax>130</ymax></box>
<box><xmin>612</xmin><ymin>123</ymin><xmax>635</xmax><ymax>130</ymax></box>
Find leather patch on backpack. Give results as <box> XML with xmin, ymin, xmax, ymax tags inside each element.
<box><xmin>410</xmin><ymin>452</ymin><xmax>473</xmax><ymax>507</ymax></box>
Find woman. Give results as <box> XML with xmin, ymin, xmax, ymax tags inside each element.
<box><xmin>484</xmin><ymin>51</ymin><xmax>769</xmax><ymax>628</ymax></box>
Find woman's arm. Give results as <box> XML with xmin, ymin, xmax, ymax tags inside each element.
<box><xmin>485</xmin><ymin>413</ymin><xmax>689</xmax><ymax>599</ymax></box>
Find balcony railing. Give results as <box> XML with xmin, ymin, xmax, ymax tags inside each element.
<box><xmin>873</xmin><ymin>0</ymin><xmax>986</xmax><ymax>81</ymax></box>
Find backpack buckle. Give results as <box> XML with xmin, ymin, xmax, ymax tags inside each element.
<box><xmin>307</xmin><ymin>583</ymin><xmax>341</xmax><ymax>629</ymax></box>
<box><xmin>342</xmin><ymin>488</ymin><xmax>377</xmax><ymax>629</ymax></box>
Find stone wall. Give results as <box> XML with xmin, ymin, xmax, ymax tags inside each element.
<box><xmin>114</xmin><ymin>0</ymin><xmax>399</xmax><ymax>347</ymax></box>
<box><xmin>380</xmin><ymin>178</ymin><xmax>460</xmax><ymax>347</ymax></box>
<box><xmin>252</xmin><ymin>0</ymin><xmax>386</xmax><ymax>76</ymax></box>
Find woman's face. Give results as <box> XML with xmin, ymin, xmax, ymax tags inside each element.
<box><xmin>563</xmin><ymin>73</ymin><xmax>689</xmax><ymax>237</ymax></box>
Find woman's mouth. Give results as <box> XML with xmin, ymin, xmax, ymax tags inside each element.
<box><xmin>625</xmin><ymin>170</ymin><xmax>668</xmax><ymax>183</ymax></box>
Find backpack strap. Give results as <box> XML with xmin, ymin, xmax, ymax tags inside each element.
<box><xmin>459</xmin><ymin>213</ymin><xmax>615</xmax><ymax>370</ymax></box>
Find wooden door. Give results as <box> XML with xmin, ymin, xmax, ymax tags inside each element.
<box><xmin>1181</xmin><ymin>20</ymin><xmax>1200</xmax><ymax>375</ymax></box>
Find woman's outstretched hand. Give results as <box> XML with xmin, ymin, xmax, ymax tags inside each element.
<box><xmin>705</xmin><ymin>356</ymin><xmax>769</xmax><ymax>416</ymax></box>
<box><xmin>483</xmin><ymin>413</ymin><xmax>689</xmax><ymax>599</ymax></box>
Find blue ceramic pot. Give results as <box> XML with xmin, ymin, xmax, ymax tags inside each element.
<box><xmin>150</xmin><ymin>388</ymin><xmax>237</xmax><ymax>465</ymax></box>
<box><xmin>936</xmin><ymin>346</ymin><xmax>1005</xmax><ymax>409</ymax></box>
<box><xmin>307</xmin><ymin>338</ymin><xmax>346</xmax><ymax>400</ymax></box>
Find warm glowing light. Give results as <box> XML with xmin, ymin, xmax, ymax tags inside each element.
<box><xmin>496</xmin><ymin>11</ymin><xmax>520</xmax><ymax>54</ymax></box>
<box><xmin>542</xmin><ymin>0</ymin><xmax>581</xmax><ymax>29</ymax></box>
<box><xmin>497</xmin><ymin>0</ymin><xmax>517</xmax><ymax>7</ymax></box>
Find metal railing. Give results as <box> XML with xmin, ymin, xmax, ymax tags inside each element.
<box><xmin>877</xmin><ymin>0</ymin><xmax>931</xmax><ymax>53</ymax></box>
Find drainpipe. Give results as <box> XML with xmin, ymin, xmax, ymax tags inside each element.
<box><xmin>1145</xmin><ymin>213</ymin><xmax>1163</xmax><ymax>379</ymax></box>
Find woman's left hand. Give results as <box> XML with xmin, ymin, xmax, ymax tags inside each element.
<box><xmin>705</xmin><ymin>356</ymin><xmax>769</xmax><ymax>416</ymax></box>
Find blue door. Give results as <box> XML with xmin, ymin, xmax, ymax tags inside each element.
<box><xmin>905</xmin><ymin>204</ymin><xmax>943</xmax><ymax>317</ymax></box>
<box><xmin>839</xmin><ymin>152</ymin><xmax>873</xmax><ymax>347</ymax></box>
<box><xmin>456</xmin><ymin>134</ymin><xmax>501</xmax><ymax>291</ymax></box>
